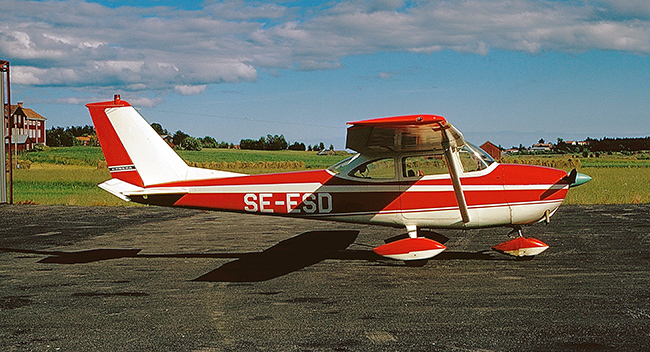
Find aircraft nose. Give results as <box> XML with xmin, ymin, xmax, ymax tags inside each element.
<box><xmin>570</xmin><ymin>172</ymin><xmax>591</xmax><ymax>188</ymax></box>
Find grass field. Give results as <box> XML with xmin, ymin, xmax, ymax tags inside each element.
<box><xmin>13</xmin><ymin>147</ymin><xmax>351</xmax><ymax>205</ymax></box>
<box><xmin>20</xmin><ymin>146</ymin><xmax>350</xmax><ymax>170</ymax></box>
<box><xmin>503</xmin><ymin>153</ymin><xmax>650</xmax><ymax>168</ymax></box>
<box><xmin>580</xmin><ymin>157</ymin><xmax>650</xmax><ymax>168</ymax></box>
<box><xmin>13</xmin><ymin>164</ymin><xmax>123</xmax><ymax>206</ymax></box>
<box><xmin>179</xmin><ymin>148</ymin><xmax>349</xmax><ymax>170</ymax></box>
<box><xmin>562</xmin><ymin>167</ymin><xmax>650</xmax><ymax>204</ymax></box>
<box><xmin>10</xmin><ymin>147</ymin><xmax>650</xmax><ymax>206</ymax></box>
<box><xmin>20</xmin><ymin>146</ymin><xmax>105</xmax><ymax>167</ymax></box>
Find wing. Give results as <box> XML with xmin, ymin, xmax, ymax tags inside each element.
<box><xmin>345</xmin><ymin>114</ymin><xmax>465</xmax><ymax>153</ymax></box>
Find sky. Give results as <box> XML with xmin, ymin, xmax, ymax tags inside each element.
<box><xmin>1</xmin><ymin>0</ymin><xmax>649</xmax><ymax>150</ymax></box>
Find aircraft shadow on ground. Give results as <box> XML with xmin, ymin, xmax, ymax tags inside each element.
<box><xmin>0</xmin><ymin>230</ymin><xmax>507</xmax><ymax>282</ymax></box>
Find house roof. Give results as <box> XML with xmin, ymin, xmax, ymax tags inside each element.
<box><xmin>9</xmin><ymin>104</ymin><xmax>47</xmax><ymax>121</ymax></box>
<box><xmin>480</xmin><ymin>140</ymin><xmax>501</xmax><ymax>150</ymax></box>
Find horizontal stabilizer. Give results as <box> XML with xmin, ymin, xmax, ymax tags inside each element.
<box><xmin>98</xmin><ymin>178</ymin><xmax>145</xmax><ymax>202</ymax></box>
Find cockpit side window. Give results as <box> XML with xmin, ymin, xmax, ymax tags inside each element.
<box><xmin>402</xmin><ymin>153</ymin><xmax>448</xmax><ymax>178</ymax></box>
<box><xmin>349</xmin><ymin>158</ymin><xmax>395</xmax><ymax>179</ymax></box>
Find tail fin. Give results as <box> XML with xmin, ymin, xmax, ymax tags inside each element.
<box><xmin>87</xmin><ymin>95</ymin><xmax>240</xmax><ymax>187</ymax></box>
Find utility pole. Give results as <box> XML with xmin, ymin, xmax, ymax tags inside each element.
<box><xmin>0</xmin><ymin>61</ymin><xmax>5</xmax><ymax>204</ymax></box>
<box><xmin>1</xmin><ymin>60</ymin><xmax>11</xmax><ymax>204</ymax></box>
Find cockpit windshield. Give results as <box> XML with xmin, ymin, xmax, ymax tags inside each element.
<box><xmin>458</xmin><ymin>143</ymin><xmax>495</xmax><ymax>172</ymax></box>
<box><xmin>327</xmin><ymin>154</ymin><xmax>359</xmax><ymax>174</ymax></box>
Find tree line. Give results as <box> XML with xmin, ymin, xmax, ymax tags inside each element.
<box><xmin>45</xmin><ymin>123</ymin><xmax>332</xmax><ymax>152</ymax></box>
<box><xmin>46</xmin><ymin>125</ymin><xmax>95</xmax><ymax>147</ymax></box>
<box><xmin>585</xmin><ymin>137</ymin><xmax>650</xmax><ymax>152</ymax></box>
<box><xmin>45</xmin><ymin>124</ymin><xmax>650</xmax><ymax>153</ymax></box>
<box><xmin>551</xmin><ymin>136</ymin><xmax>650</xmax><ymax>154</ymax></box>
<box><xmin>239</xmin><ymin>136</ymin><xmax>331</xmax><ymax>152</ymax></box>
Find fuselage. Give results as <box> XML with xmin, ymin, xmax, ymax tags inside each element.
<box><xmin>125</xmin><ymin>159</ymin><xmax>569</xmax><ymax>230</ymax></box>
<box><xmin>87</xmin><ymin>97</ymin><xmax>572</xmax><ymax>232</ymax></box>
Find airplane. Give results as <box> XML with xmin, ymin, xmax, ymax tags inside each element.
<box><xmin>86</xmin><ymin>95</ymin><xmax>591</xmax><ymax>265</ymax></box>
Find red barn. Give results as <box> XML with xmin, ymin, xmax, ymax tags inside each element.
<box><xmin>480</xmin><ymin>141</ymin><xmax>502</xmax><ymax>161</ymax></box>
<box><xmin>5</xmin><ymin>102</ymin><xmax>47</xmax><ymax>151</ymax></box>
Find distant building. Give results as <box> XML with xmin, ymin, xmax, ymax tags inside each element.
<box><xmin>160</xmin><ymin>134</ymin><xmax>174</xmax><ymax>147</ymax></box>
<box><xmin>480</xmin><ymin>141</ymin><xmax>502</xmax><ymax>161</ymax></box>
<box><xmin>5</xmin><ymin>102</ymin><xmax>47</xmax><ymax>151</ymax></box>
<box><xmin>75</xmin><ymin>135</ymin><xmax>99</xmax><ymax>146</ymax></box>
<box><xmin>531</xmin><ymin>142</ymin><xmax>553</xmax><ymax>151</ymax></box>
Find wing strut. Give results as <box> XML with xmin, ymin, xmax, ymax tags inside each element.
<box><xmin>442</xmin><ymin>128</ymin><xmax>470</xmax><ymax>223</ymax></box>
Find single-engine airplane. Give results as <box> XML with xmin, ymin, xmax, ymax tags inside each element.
<box><xmin>87</xmin><ymin>95</ymin><xmax>590</xmax><ymax>264</ymax></box>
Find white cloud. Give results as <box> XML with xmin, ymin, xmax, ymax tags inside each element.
<box><xmin>12</xmin><ymin>67</ymin><xmax>43</xmax><ymax>85</ymax></box>
<box><xmin>296</xmin><ymin>60</ymin><xmax>343</xmax><ymax>71</ymax></box>
<box><xmin>594</xmin><ymin>0</ymin><xmax>650</xmax><ymax>19</ymax></box>
<box><xmin>1</xmin><ymin>0</ymin><xmax>649</xmax><ymax>103</ymax></box>
<box><xmin>128</xmin><ymin>97</ymin><xmax>164</xmax><ymax>108</ymax></box>
<box><xmin>175</xmin><ymin>84</ymin><xmax>207</xmax><ymax>95</ymax></box>
<box><xmin>12</xmin><ymin>66</ymin><xmax>79</xmax><ymax>85</ymax></box>
<box><xmin>54</xmin><ymin>95</ymin><xmax>162</xmax><ymax>107</ymax></box>
<box><xmin>204</xmin><ymin>0</ymin><xmax>288</xmax><ymax>20</ymax></box>
<box><xmin>378</xmin><ymin>71</ymin><xmax>393</xmax><ymax>80</ymax></box>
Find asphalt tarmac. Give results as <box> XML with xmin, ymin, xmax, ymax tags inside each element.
<box><xmin>0</xmin><ymin>204</ymin><xmax>648</xmax><ymax>351</ymax></box>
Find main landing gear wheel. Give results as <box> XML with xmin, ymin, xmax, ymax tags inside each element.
<box><xmin>373</xmin><ymin>237</ymin><xmax>446</xmax><ymax>261</ymax></box>
<box><xmin>492</xmin><ymin>226</ymin><xmax>549</xmax><ymax>259</ymax></box>
<box><xmin>373</xmin><ymin>225</ymin><xmax>446</xmax><ymax>264</ymax></box>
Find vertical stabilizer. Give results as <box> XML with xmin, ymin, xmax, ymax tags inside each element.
<box><xmin>87</xmin><ymin>95</ymin><xmax>240</xmax><ymax>187</ymax></box>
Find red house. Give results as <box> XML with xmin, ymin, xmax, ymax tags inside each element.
<box><xmin>480</xmin><ymin>141</ymin><xmax>503</xmax><ymax>161</ymax></box>
<box><xmin>5</xmin><ymin>102</ymin><xmax>47</xmax><ymax>151</ymax></box>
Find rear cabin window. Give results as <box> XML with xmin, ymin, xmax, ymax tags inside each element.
<box><xmin>349</xmin><ymin>158</ymin><xmax>395</xmax><ymax>179</ymax></box>
<box><xmin>402</xmin><ymin>154</ymin><xmax>448</xmax><ymax>177</ymax></box>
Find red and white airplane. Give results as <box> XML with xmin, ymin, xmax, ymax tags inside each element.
<box><xmin>87</xmin><ymin>95</ymin><xmax>590</xmax><ymax>263</ymax></box>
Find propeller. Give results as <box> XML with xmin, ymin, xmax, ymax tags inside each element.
<box><xmin>565</xmin><ymin>168</ymin><xmax>592</xmax><ymax>188</ymax></box>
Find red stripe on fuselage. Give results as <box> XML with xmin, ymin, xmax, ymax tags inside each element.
<box><xmin>149</xmin><ymin>164</ymin><xmax>569</xmax><ymax>216</ymax></box>
<box><xmin>173</xmin><ymin>191</ymin><xmax>403</xmax><ymax>215</ymax></box>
